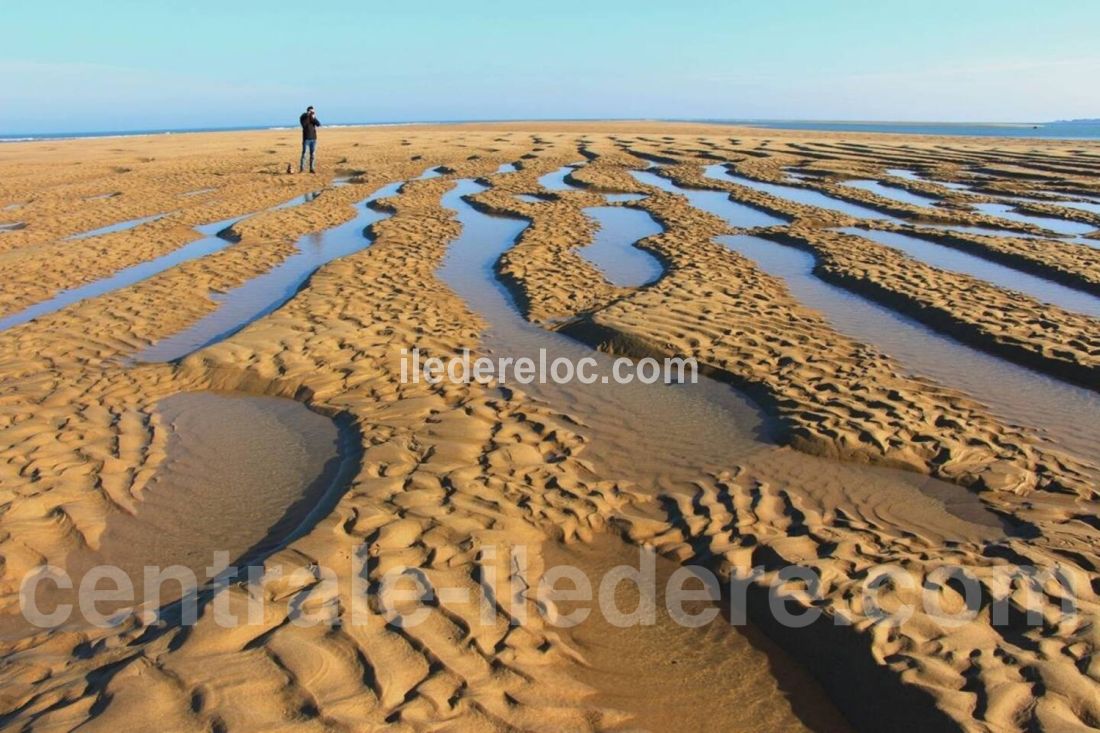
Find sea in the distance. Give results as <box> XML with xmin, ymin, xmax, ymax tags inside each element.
<box><xmin>4</xmin><ymin>119</ymin><xmax>1100</xmax><ymax>143</ymax></box>
<box><xmin>0</xmin><ymin>122</ymin><xmax>425</xmax><ymax>143</ymax></box>
<box><xmin>701</xmin><ymin>119</ymin><xmax>1100</xmax><ymax>140</ymax></box>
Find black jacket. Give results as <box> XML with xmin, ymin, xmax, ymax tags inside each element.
<box><xmin>300</xmin><ymin>112</ymin><xmax>321</xmax><ymax>140</ymax></box>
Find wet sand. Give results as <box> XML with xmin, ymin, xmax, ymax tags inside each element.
<box><xmin>0</xmin><ymin>122</ymin><xmax>1097</xmax><ymax>733</ymax></box>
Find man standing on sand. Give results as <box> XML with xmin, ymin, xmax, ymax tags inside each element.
<box><xmin>299</xmin><ymin>106</ymin><xmax>321</xmax><ymax>173</ymax></box>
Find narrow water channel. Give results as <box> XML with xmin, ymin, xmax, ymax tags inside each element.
<box><xmin>631</xmin><ymin>170</ymin><xmax>786</xmax><ymax>227</ymax></box>
<box><xmin>972</xmin><ymin>202</ymin><xmax>1097</xmax><ymax>237</ymax></box>
<box><xmin>436</xmin><ymin>173</ymin><xmax>1004</xmax><ymax>731</ymax></box>
<box><xmin>1057</xmin><ymin>199</ymin><xmax>1100</xmax><ymax>215</ymax></box>
<box><xmin>578</xmin><ymin>206</ymin><xmax>664</xmax><ymax>287</ymax></box>
<box><xmin>920</xmin><ymin>223</ymin><xmax>1043</xmax><ymax>239</ymax></box>
<box><xmin>718</xmin><ymin>234</ymin><xmax>1100</xmax><ymax>463</ymax></box>
<box><xmin>0</xmin><ymin>192</ymin><xmax>320</xmax><ymax>332</ymax></box>
<box><xmin>629</xmin><ymin>167</ymin><xmax>1100</xmax><ymax>465</ymax></box>
<box><xmin>839</xmin><ymin>227</ymin><xmax>1100</xmax><ymax>318</ymax></box>
<box><xmin>843</xmin><ymin>179</ymin><xmax>939</xmax><ymax>207</ymax></box>
<box><xmin>886</xmin><ymin>168</ymin><xmax>975</xmax><ymax>191</ymax></box>
<box><xmin>136</xmin><ymin>181</ymin><xmax>403</xmax><ymax>362</ymax></box>
<box><xmin>439</xmin><ymin>177</ymin><xmax>1001</xmax><ymax>532</ymax></box>
<box><xmin>273</xmin><ymin>190</ymin><xmax>322</xmax><ymax>209</ymax></box>
<box><xmin>65</xmin><ymin>212</ymin><xmax>167</xmax><ymax>240</ymax></box>
<box><xmin>704</xmin><ymin>165</ymin><xmax>896</xmax><ymax>220</ymax></box>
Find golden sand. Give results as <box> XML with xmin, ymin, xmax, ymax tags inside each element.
<box><xmin>0</xmin><ymin>122</ymin><xmax>1097</xmax><ymax>731</ymax></box>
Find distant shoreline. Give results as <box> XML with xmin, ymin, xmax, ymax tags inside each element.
<box><xmin>692</xmin><ymin>118</ymin><xmax>1100</xmax><ymax>139</ymax></box>
<box><xmin>4</xmin><ymin>117</ymin><xmax>1099</xmax><ymax>143</ymax></box>
<box><xmin>0</xmin><ymin>121</ymin><xmax>432</xmax><ymax>144</ymax></box>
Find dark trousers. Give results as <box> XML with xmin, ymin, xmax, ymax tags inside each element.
<box><xmin>300</xmin><ymin>139</ymin><xmax>317</xmax><ymax>172</ymax></box>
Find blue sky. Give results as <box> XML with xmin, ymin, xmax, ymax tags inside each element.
<box><xmin>2</xmin><ymin>0</ymin><xmax>1098</xmax><ymax>133</ymax></box>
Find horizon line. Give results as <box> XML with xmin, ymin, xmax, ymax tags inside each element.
<box><xmin>2</xmin><ymin>116</ymin><xmax>1097</xmax><ymax>142</ymax></box>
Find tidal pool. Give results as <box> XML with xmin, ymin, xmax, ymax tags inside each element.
<box><xmin>632</xmin><ymin>169</ymin><xmax>788</xmax><ymax>228</ymax></box>
<box><xmin>538</xmin><ymin>165</ymin><xmax>579</xmax><ymax>191</ymax></box>
<box><xmin>840</xmin><ymin>227</ymin><xmax>1100</xmax><ymax>317</ymax></box>
<box><xmin>972</xmin><ymin>202</ymin><xmax>1096</xmax><ymax>237</ymax></box>
<box><xmin>578</xmin><ymin>206</ymin><xmax>664</xmax><ymax>287</ymax></box>
<box><xmin>705</xmin><ymin>165</ymin><xmax>896</xmax><ymax>220</ymax></box>
<box><xmin>0</xmin><ymin>192</ymin><xmax>321</xmax><ymax>332</ymax></box>
<box><xmin>843</xmin><ymin>179</ymin><xmax>940</xmax><ymax>207</ymax></box>
<box><xmin>715</xmin><ymin>234</ymin><xmax>1100</xmax><ymax>462</ymax></box>
<box><xmin>136</xmin><ymin>181</ymin><xmax>403</xmax><ymax>362</ymax></box>
<box><xmin>65</xmin><ymin>212</ymin><xmax>166</xmax><ymax>240</ymax></box>
<box><xmin>19</xmin><ymin>391</ymin><xmax>358</xmax><ymax>636</ymax></box>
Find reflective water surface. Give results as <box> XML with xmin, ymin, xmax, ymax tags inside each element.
<box><xmin>972</xmin><ymin>202</ymin><xmax>1096</xmax><ymax>236</ymax></box>
<box><xmin>886</xmin><ymin>168</ymin><xmax>975</xmax><ymax>191</ymax></box>
<box><xmin>538</xmin><ymin>165</ymin><xmax>579</xmax><ymax>191</ymax></box>
<box><xmin>844</xmin><ymin>179</ymin><xmax>939</xmax><ymax>207</ymax></box>
<box><xmin>715</xmin><ymin>234</ymin><xmax>1100</xmax><ymax>462</ymax></box>
<box><xmin>578</xmin><ymin>206</ymin><xmax>664</xmax><ymax>287</ymax></box>
<box><xmin>0</xmin><ymin>193</ymin><xmax>320</xmax><ymax>332</ymax></box>
<box><xmin>704</xmin><ymin>165</ymin><xmax>896</xmax><ymax>220</ymax></box>
<box><xmin>137</xmin><ymin>181</ymin><xmax>403</xmax><ymax>361</ymax></box>
<box><xmin>65</xmin><ymin>212</ymin><xmax>166</xmax><ymax>240</ymax></box>
<box><xmin>632</xmin><ymin>169</ymin><xmax>788</xmax><ymax>228</ymax></box>
<box><xmin>48</xmin><ymin>391</ymin><xmax>355</xmax><ymax>623</ymax></box>
<box><xmin>840</xmin><ymin>227</ymin><xmax>1100</xmax><ymax>317</ymax></box>
<box><xmin>438</xmin><ymin>178</ymin><xmax>1003</xmax><ymax>524</ymax></box>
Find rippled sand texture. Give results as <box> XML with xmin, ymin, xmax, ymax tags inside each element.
<box><xmin>0</xmin><ymin>123</ymin><xmax>1098</xmax><ymax>732</ymax></box>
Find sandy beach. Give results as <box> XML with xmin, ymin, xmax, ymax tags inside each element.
<box><xmin>0</xmin><ymin>121</ymin><xmax>1098</xmax><ymax>732</ymax></box>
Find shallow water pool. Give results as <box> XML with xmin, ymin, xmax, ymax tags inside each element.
<box><xmin>0</xmin><ymin>192</ymin><xmax>320</xmax><ymax>332</ymax></box>
<box><xmin>972</xmin><ymin>202</ymin><xmax>1096</xmax><ymax>237</ymax></box>
<box><xmin>65</xmin><ymin>211</ymin><xmax>166</xmax><ymax>240</ymax></box>
<box><xmin>844</xmin><ymin>179</ymin><xmax>939</xmax><ymax>207</ymax></box>
<box><xmin>705</xmin><ymin>165</ymin><xmax>896</xmax><ymax>220</ymax></box>
<box><xmin>840</xmin><ymin>227</ymin><xmax>1100</xmax><ymax>317</ymax></box>
<box><xmin>578</xmin><ymin>206</ymin><xmax>664</xmax><ymax>287</ymax></box>
<box><xmin>632</xmin><ymin>169</ymin><xmax>787</xmax><ymax>228</ymax></box>
<box><xmin>137</xmin><ymin>181</ymin><xmax>404</xmax><ymax>361</ymax></box>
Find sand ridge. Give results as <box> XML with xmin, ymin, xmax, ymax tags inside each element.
<box><xmin>647</xmin><ymin>164</ymin><xmax>1099</xmax><ymax>388</ymax></box>
<box><xmin>857</xmin><ymin>223</ymin><xmax>1100</xmax><ymax>296</ymax></box>
<box><xmin>0</xmin><ymin>123</ymin><xmax>1097</xmax><ymax>732</ymax></box>
<box><xmin>472</xmin><ymin>156</ymin><xmax>1097</xmax><ymax>498</ymax></box>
